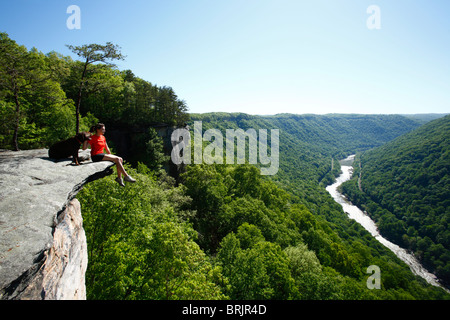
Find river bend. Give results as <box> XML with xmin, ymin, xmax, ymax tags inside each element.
<box><xmin>326</xmin><ymin>155</ymin><xmax>445</xmax><ymax>290</ymax></box>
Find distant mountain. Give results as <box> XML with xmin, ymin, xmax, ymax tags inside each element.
<box><xmin>74</xmin><ymin>111</ymin><xmax>449</xmax><ymax>299</ymax></box>
<box><xmin>190</xmin><ymin>113</ymin><xmax>422</xmax><ymax>185</ymax></box>
<box><xmin>400</xmin><ymin>113</ymin><xmax>448</xmax><ymax>124</ymax></box>
<box><xmin>184</xmin><ymin>112</ymin><xmax>450</xmax><ymax>298</ymax></box>
<box><xmin>341</xmin><ymin>115</ymin><xmax>450</xmax><ymax>287</ymax></box>
<box><xmin>266</xmin><ymin>113</ymin><xmax>422</xmax><ymax>156</ymax></box>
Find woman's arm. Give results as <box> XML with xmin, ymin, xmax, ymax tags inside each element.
<box><xmin>82</xmin><ymin>140</ymin><xmax>90</xmax><ymax>150</ymax></box>
<box><xmin>105</xmin><ymin>142</ymin><xmax>112</xmax><ymax>155</ymax></box>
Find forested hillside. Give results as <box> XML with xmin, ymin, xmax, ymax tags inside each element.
<box><xmin>191</xmin><ymin>113</ymin><xmax>421</xmax><ymax>182</ymax></box>
<box><xmin>341</xmin><ymin>115</ymin><xmax>450</xmax><ymax>287</ymax></box>
<box><xmin>0</xmin><ymin>33</ymin><xmax>188</xmax><ymax>152</ymax></box>
<box><xmin>76</xmin><ymin>112</ymin><xmax>449</xmax><ymax>299</ymax></box>
<box><xmin>2</xmin><ymin>34</ymin><xmax>449</xmax><ymax>299</ymax></box>
<box><xmin>79</xmin><ymin>161</ymin><xmax>448</xmax><ymax>300</ymax></box>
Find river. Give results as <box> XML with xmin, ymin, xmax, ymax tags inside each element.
<box><xmin>326</xmin><ymin>155</ymin><xmax>445</xmax><ymax>290</ymax></box>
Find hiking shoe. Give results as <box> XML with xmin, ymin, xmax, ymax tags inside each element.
<box><xmin>115</xmin><ymin>177</ymin><xmax>125</xmax><ymax>187</ymax></box>
<box><xmin>124</xmin><ymin>175</ymin><xmax>136</xmax><ymax>183</ymax></box>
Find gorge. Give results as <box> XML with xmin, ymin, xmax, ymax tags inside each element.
<box><xmin>326</xmin><ymin>155</ymin><xmax>445</xmax><ymax>291</ymax></box>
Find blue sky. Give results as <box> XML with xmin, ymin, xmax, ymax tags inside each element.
<box><xmin>1</xmin><ymin>0</ymin><xmax>449</xmax><ymax>115</ymax></box>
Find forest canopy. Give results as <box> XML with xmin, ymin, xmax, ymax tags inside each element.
<box><xmin>0</xmin><ymin>32</ymin><xmax>189</xmax><ymax>151</ymax></box>
<box><xmin>2</xmin><ymin>33</ymin><xmax>449</xmax><ymax>300</ymax></box>
<box><xmin>341</xmin><ymin>115</ymin><xmax>450</xmax><ymax>287</ymax></box>
<box><xmin>78</xmin><ymin>112</ymin><xmax>448</xmax><ymax>299</ymax></box>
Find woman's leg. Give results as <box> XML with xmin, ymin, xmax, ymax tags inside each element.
<box><xmin>102</xmin><ymin>154</ymin><xmax>126</xmax><ymax>178</ymax></box>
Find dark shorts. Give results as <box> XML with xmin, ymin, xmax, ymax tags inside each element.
<box><xmin>91</xmin><ymin>153</ymin><xmax>106</xmax><ymax>163</ymax></box>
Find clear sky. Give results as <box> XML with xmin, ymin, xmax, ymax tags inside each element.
<box><xmin>1</xmin><ymin>0</ymin><xmax>449</xmax><ymax>115</ymax></box>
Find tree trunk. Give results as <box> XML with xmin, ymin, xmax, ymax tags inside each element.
<box><xmin>75</xmin><ymin>60</ymin><xmax>89</xmax><ymax>134</ymax></box>
<box><xmin>75</xmin><ymin>84</ymin><xmax>82</xmax><ymax>134</ymax></box>
<box><xmin>12</xmin><ymin>90</ymin><xmax>20</xmax><ymax>151</ymax></box>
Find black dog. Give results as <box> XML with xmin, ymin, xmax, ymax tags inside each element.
<box><xmin>48</xmin><ymin>132</ymin><xmax>91</xmax><ymax>165</ymax></box>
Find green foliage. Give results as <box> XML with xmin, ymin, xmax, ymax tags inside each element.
<box><xmin>341</xmin><ymin>115</ymin><xmax>450</xmax><ymax>286</ymax></box>
<box><xmin>66</xmin><ymin>42</ymin><xmax>125</xmax><ymax>133</ymax></box>
<box><xmin>124</xmin><ymin>127</ymin><xmax>170</xmax><ymax>171</ymax></box>
<box><xmin>189</xmin><ymin>112</ymin><xmax>421</xmax><ymax>190</ymax></box>
<box><xmin>217</xmin><ymin>232</ymin><xmax>296</xmax><ymax>299</ymax></box>
<box><xmin>0</xmin><ymin>32</ymin><xmax>76</xmax><ymax>149</ymax></box>
<box><xmin>77</xmin><ymin>156</ymin><xmax>450</xmax><ymax>300</ymax></box>
<box><xmin>144</xmin><ymin>128</ymin><xmax>170</xmax><ymax>171</ymax></box>
<box><xmin>184</xmin><ymin>113</ymin><xmax>449</xmax><ymax>299</ymax></box>
<box><xmin>78</xmin><ymin>165</ymin><xmax>224</xmax><ymax>300</ymax></box>
<box><xmin>6</xmin><ymin>32</ymin><xmax>448</xmax><ymax>300</ymax></box>
<box><xmin>0</xmin><ymin>34</ymin><xmax>189</xmax><ymax>150</ymax></box>
<box><xmin>180</xmin><ymin>163</ymin><xmax>295</xmax><ymax>252</ymax></box>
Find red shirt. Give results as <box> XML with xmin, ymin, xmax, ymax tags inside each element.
<box><xmin>89</xmin><ymin>134</ymin><xmax>107</xmax><ymax>156</ymax></box>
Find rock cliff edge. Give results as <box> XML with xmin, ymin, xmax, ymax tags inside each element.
<box><xmin>0</xmin><ymin>149</ymin><xmax>113</xmax><ymax>299</ymax></box>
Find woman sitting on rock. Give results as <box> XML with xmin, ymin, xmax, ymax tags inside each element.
<box><xmin>83</xmin><ymin>123</ymin><xmax>136</xmax><ymax>187</ymax></box>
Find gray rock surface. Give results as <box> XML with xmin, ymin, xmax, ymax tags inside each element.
<box><xmin>0</xmin><ymin>149</ymin><xmax>113</xmax><ymax>299</ymax></box>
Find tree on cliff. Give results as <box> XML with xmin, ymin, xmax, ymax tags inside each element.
<box><xmin>0</xmin><ymin>33</ymin><xmax>71</xmax><ymax>150</ymax></box>
<box><xmin>0</xmin><ymin>33</ymin><xmax>30</xmax><ymax>150</ymax></box>
<box><xmin>66</xmin><ymin>42</ymin><xmax>125</xmax><ymax>134</ymax></box>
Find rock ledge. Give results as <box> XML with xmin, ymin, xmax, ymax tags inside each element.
<box><xmin>0</xmin><ymin>149</ymin><xmax>113</xmax><ymax>299</ymax></box>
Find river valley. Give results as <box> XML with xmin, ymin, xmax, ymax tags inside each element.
<box><xmin>326</xmin><ymin>155</ymin><xmax>446</xmax><ymax>291</ymax></box>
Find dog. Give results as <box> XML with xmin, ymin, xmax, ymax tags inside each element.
<box><xmin>48</xmin><ymin>132</ymin><xmax>91</xmax><ymax>165</ymax></box>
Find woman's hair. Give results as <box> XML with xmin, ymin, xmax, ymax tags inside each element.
<box><xmin>90</xmin><ymin>123</ymin><xmax>105</xmax><ymax>134</ymax></box>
